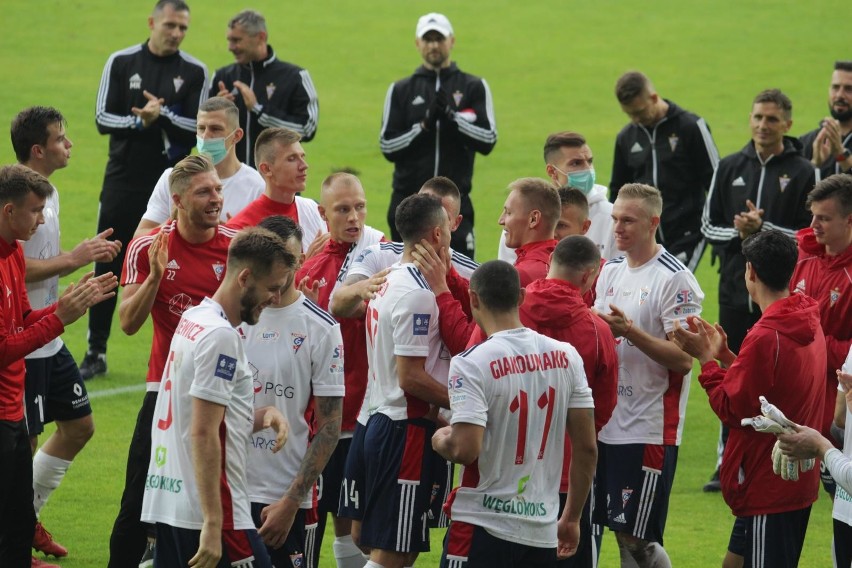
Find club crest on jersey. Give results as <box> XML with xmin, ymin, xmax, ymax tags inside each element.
<box><xmin>621</xmin><ymin>488</ymin><xmax>633</xmax><ymax>508</ymax></box>
<box><xmin>778</xmin><ymin>174</ymin><xmax>790</xmax><ymax>192</ymax></box>
<box><xmin>668</xmin><ymin>133</ymin><xmax>679</xmax><ymax>152</ymax></box>
<box><xmin>289</xmin><ymin>553</ymin><xmax>304</xmax><ymax>567</ymax></box>
<box><xmin>291</xmin><ymin>333</ymin><xmax>306</xmax><ymax>353</ymax></box>
<box><xmin>452</xmin><ymin>90</ymin><xmax>463</xmax><ymax>107</ymax></box>
<box><xmin>639</xmin><ymin>287</ymin><xmax>651</xmax><ymax>305</ymax></box>
<box><xmin>413</xmin><ymin>313</ymin><xmax>431</xmax><ymax>335</ymax></box>
<box><xmin>266</xmin><ymin>83</ymin><xmax>276</xmax><ymax>99</ymax></box>
<box><xmin>214</xmin><ymin>354</ymin><xmax>237</xmax><ymax>381</ymax></box>
<box><xmin>129</xmin><ymin>73</ymin><xmax>142</xmax><ymax>90</ymax></box>
<box><xmin>212</xmin><ymin>262</ymin><xmax>225</xmax><ymax>281</ymax></box>
<box><xmin>831</xmin><ymin>288</ymin><xmax>841</xmax><ymax>307</ymax></box>
<box><xmin>173</xmin><ymin>75</ymin><xmax>184</xmax><ymax>92</ymax></box>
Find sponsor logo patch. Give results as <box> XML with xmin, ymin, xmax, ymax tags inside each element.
<box><xmin>214</xmin><ymin>354</ymin><xmax>237</xmax><ymax>381</ymax></box>
<box><xmin>413</xmin><ymin>313</ymin><xmax>430</xmax><ymax>335</ymax></box>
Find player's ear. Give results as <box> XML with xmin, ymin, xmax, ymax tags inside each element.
<box><xmin>581</xmin><ymin>219</ymin><xmax>592</xmax><ymax>235</ymax></box>
<box><xmin>237</xmin><ymin>267</ymin><xmax>251</xmax><ymax>288</ymax></box>
<box><xmin>317</xmin><ymin>205</ymin><xmax>328</xmax><ymax>222</ymax></box>
<box><xmin>468</xmin><ymin>288</ymin><xmax>480</xmax><ymax>310</ymax></box>
<box><xmin>517</xmin><ymin>287</ymin><xmax>526</xmax><ymax>307</ymax></box>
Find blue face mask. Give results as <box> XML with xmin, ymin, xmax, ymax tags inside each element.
<box><xmin>567</xmin><ymin>168</ymin><xmax>596</xmax><ymax>194</ymax></box>
<box><xmin>196</xmin><ymin>131</ymin><xmax>235</xmax><ymax>165</ymax></box>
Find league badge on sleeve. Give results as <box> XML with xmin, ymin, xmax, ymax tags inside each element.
<box><xmin>214</xmin><ymin>354</ymin><xmax>238</xmax><ymax>381</ymax></box>
<box><xmin>413</xmin><ymin>313</ymin><xmax>431</xmax><ymax>336</ymax></box>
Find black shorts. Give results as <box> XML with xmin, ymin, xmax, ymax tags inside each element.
<box><xmin>250</xmin><ymin>502</ymin><xmax>316</xmax><ymax>568</ymax></box>
<box><xmin>317</xmin><ymin>436</ymin><xmax>351</xmax><ymax>515</ymax></box>
<box><xmin>25</xmin><ymin>345</ymin><xmax>92</xmax><ymax>436</ymax></box>
<box><xmin>338</xmin><ymin>422</ymin><xmax>367</xmax><ymax>520</ymax></box>
<box><xmin>441</xmin><ymin>520</ymin><xmax>556</xmax><ymax>568</ymax></box>
<box><xmin>833</xmin><ymin>518</ymin><xmax>852</xmax><ymax>568</ymax></box>
<box><xmin>154</xmin><ymin>522</ymin><xmax>272</xmax><ymax>568</ymax></box>
<box><xmin>597</xmin><ymin>442</ymin><xmax>678</xmax><ymax>545</ymax></box>
<box><xmin>358</xmin><ymin>413</ymin><xmax>436</xmax><ymax>553</ymax></box>
<box><xmin>727</xmin><ymin>507</ymin><xmax>811</xmax><ymax>567</ymax></box>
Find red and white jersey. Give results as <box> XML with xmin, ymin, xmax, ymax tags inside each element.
<box><xmin>121</xmin><ymin>221</ymin><xmax>235</xmax><ymax>390</ymax></box>
<box><xmin>447</xmin><ymin>328</ymin><xmax>594</xmax><ymax>548</ymax></box>
<box><xmin>225</xmin><ymin>194</ymin><xmax>326</xmax><ymax>254</ymax></box>
<box><xmin>142</xmin><ymin>163</ymin><xmax>265</xmax><ymax>225</ymax></box>
<box><xmin>835</xmin><ymin>348</ymin><xmax>852</xmax><ymax>525</ymax></box>
<box><xmin>242</xmin><ymin>293</ymin><xmax>344</xmax><ymax>508</ymax></box>
<box><xmin>24</xmin><ymin>187</ymin><xmax>62</xmax><ymax>359</ymax></box>
<box><xmin>141</xmin><ymin>298</ymin><xmax>255</xmax><ymax>530</ymax></box>
<box><xmin>364</xmin><ymin>262</ymin><xmax>451</xmax><ymax>420</ymax></box>
<box><xmin>348</xmin><ymin>241</ymin><xmax>478</xmax><ymax>281</ymax></box>
<box><xmin>593</xmin><ymin>247</ymin><xmax>704</xmax><ymax>446</ymax></box>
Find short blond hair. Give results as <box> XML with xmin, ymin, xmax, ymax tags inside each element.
<box><xmin>168</xmin><ymin>154</ymin><xmax>214</xmax><ymax>197</ymax></box>
<box><xmin>615</xmin><ymin>183</ymin><xmax>662</xmax><ymax>217</ymax></box>
<box><xmin>508</xmin><ymin>177</ymin><xmax>562</xmax><ymax>234</ymax></box>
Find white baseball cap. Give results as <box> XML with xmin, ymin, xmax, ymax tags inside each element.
<box><xmin>416</xmin><ymin>13</ymin><xmax>453</xmax><ymax>38</ymax></box>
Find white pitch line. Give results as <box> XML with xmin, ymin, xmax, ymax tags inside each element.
<box><xmin>88</xmin><ymin>383</ymin><xmax>147</xmax><ymax>399</ymax></box>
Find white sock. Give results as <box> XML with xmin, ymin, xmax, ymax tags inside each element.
<box><xmin>32</xmin><ymin>450</ymin><xmax>72</xmax><ymax>516</ymax></box>
<box><xmin>363</xmin><ymin>561</ymin><xmax>384</xmax><ymax>568</ymax></box>
<box><xmin>333</xmin><ymin>535</ymin><xmax>364</xmax><ymax>568</ymax></box>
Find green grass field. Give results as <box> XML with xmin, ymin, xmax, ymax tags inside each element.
<box><xmin>1</xmin><ymin>0</ymin><xmax>848</xmax><ymax>565</ymax></box>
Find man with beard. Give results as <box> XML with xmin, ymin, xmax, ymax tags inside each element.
<box><xmin>800</xmin><ymin>61</ymin><xmax>852</xmax><ymax>178</ymax></box>
<box><xmin>141</xmin><ymin>227</ymin><xmax>291</xmax><ymax>568</ymax></box>
<box><xmin>108</xmin><ymin>155</ymin><xmax>238</xmax><ymax>567</ymax></box>
<box><xmin>380</xmin><ymin>13</ymin><xmax>497</xmax><ymax>259</ymax></box>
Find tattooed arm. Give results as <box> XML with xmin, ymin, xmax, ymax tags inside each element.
<box><xmin>256</xmin><ymin>395</ymin><xmax>343</xmax><ymax>548</ymax></box>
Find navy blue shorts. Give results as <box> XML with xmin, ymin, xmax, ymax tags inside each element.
<box><xmin>441</xmin><ymin>520</ymin><xmax>557</xmax><ymax>568</ymax></box>
<box><xmin>25</xmin><ymin>345</ymin><xmax>91</xmax><ymax>436</ymax></box>
<box><xmin>428</xmin><ymin>457</ymin><xmax>454</xmax><ymax>528</ymax></box>
<box><xmin>318</xmin><ymin>436</ymin><xmax>351</xmax><ymax>516</ymax></box>
<box><xmin>358</xmin><ymin>413</ymin><xmax>436</xmax><ymax>553</ymax></box>
<box><xmin>338</xmin><ymin>422</ymin><xmax>367</xmax><ymax>520</ymax></box>
<box><xmin>727</xmin><ymin>507</ymin><xmax>811</xmax><ymax>568</ymax></box>
<box><xmin>250</xmin><ymin>502</ymin><xmax>316</xmax><ymax>568</ymax></box>
<box><xmin>597</xmin><ymin>442</ymin><xmax>678</xmax><ymax>545</ymax></box>
<box><xmin>154</xmin><ymin>522</ymin><xmax>272</xmax><ymax>568</ymax></box>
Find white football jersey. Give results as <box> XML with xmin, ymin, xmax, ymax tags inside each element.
<box><xmin>242</xmin><ymin>293</ymin><xmax>344</xmax><ymax>508</ymax></box>
<box><xmin>364</xmin><ymin>263</ymin><xmax>451</xmax><ymax>420</ymax></box>
<box><xmin>447</xmin><ymin>328</ymin><xmax>594</xmax><ymax>548</ymax></box>
<box><xmin>141</xmin><ymin>298</ymin><xmax>256</xmax><ymax>530</ymax></box>
<box><xmin>24</xmin><ymin>187</ymin><xmax>62</xmax><ymax>358</ymax></box>
<box><xmin>348</xmin><ymin>241</ymin><xmax>478</xmax><ymax>281</ymax></box>
<box><xmin>833</xmin><ymin>348</ymin><xmax>852</xmax><ymax>525</ymax></box>
<box><xmin>594</xmin><ymin>247</ymin><xmax>704</xmax><ymax>446</ymax></box>
<box><xmin>142</xmin><ymin>163</ymin><xmax>265</xmax><ymax>225</ymax></box>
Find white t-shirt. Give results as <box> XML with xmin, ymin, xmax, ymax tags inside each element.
<box><xmin>364</xmin><ymin>263</ymin><xmax>451</xmax><ymax>421</ymax></box>
<box><xmin>141</xmin><ymin>298</ymin><xmax>255</xmax><ymax>530</ymax></box>
<box><xmin>24</xmin><ymin>188</ymin><xmax>62</xmax><ymax>359</ymax></box>
<box><xmin>348</xmin><ymin>242</ymin><xmax>478</xmax><ymax>281</ymax></box>
<box><xmin>142</xmin><ymin>163</ymin><xmax>265</xmax><ymax>225</ymax></box>
<box><xmin>497</xmin><ymin>184</ymin><xmax>617</xmax><ymax>264</ymax></box>
<box><xmin>242</xmin><ymin>293</ymin><xmax>344</xmax><ymax>509</ymax></box>
<box><xmin>593</xmin><ymin>247</ymin><xmax>704</xmax><ymax>446</ymax></box>
<box><xmin>447</xmin><ymin>328</ymin><xmax>594</xmax><ymax>549</ymax></box>
<box><xmin>832</xmin><ymin>348</ymin><xmax>852</xmax><ymax>525</ymax></box>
